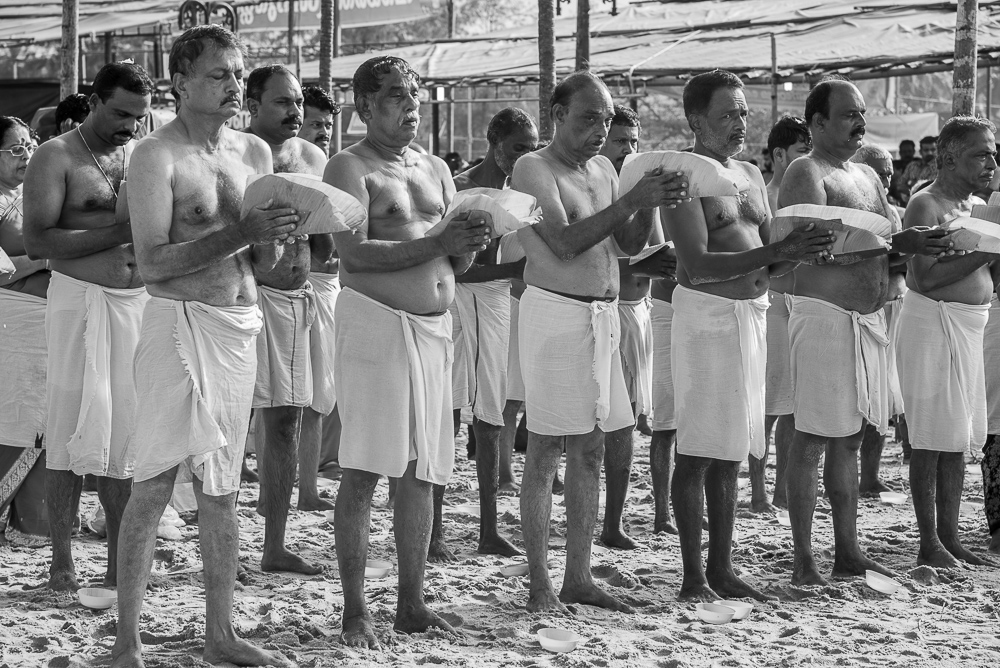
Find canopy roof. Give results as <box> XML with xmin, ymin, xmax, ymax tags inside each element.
<box><xmin>301</xmin><ymin>0</ymin><xmax>1000</xmax><ymax>88</ymax></box>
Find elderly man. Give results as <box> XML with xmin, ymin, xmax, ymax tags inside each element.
<box><xmin>298</xmin><ymin>85</ymin><xmax>340</xmax><ymax>156</ymax></box>
<box><xmin>324</xmin><ymin>56</ymin><xmax>490</xmax><ymax>647</ymax></box>
<box><xmin>109</xmin><ymin>26</ymin><xmax>301</xmax><ymax>668</ymax></box>
<box><xmin>430</xmin><ymin>107</ymin><xmax>537</xmax><ymax>561</ymax></box>
<box><xmin>901</xmin><ymin>135</ymin><xmax>939</xmax><ymax>194</ymax></box>
<box><xmin>779</xmin><ymin>78</ymin><xmax>956</xmax><ymax>586</ymax></box>
<box><xmin>663</xmin><ymin>70</ymin><xmax>832</xmax><ymax>602</ymax></box>
<box><xmin>597</xmin><ymin>104</ymin><xmax>676</xmax><ymax>548</ymax></box>
<box><xmin>23</xmin><ymin>62</ymin><xmax>154</xmax><ymax>591</ymax></box>
<box><xmin>511</xmin><ymin>70</ymin><xmax>687</xmax><ymax>612</ymax></box>
<box><xmin>244</xmin><ymin>64</ymin><xmax>327</xmax><ymax>575</ymax></box>
<box><xmin>896</xmin><ymin>116</ymin><xmax>998</xmax><ymax>568</ymax></box>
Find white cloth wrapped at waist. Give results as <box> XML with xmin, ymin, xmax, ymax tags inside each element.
<box><xmin>618</xmin><ymin>297</ymin><xmax>654</xmax><ymax>417</ymax></box>
<box><xmin>0</xmin><ymin>290</ymin><xmax>47</xmax><ymax>448</ymax></box>
<box><xmin>453</xmin><ymin>280</ymin><xmax>512</xmax><ymax>427</ymax></box>
<box><xmin>253</xmin><ymin>283</ymin><xmax>316</xmax><ymax>409</ymax></box>
<box><xmin>308</xmin><ymin>273</ymin><xmax>340</xmax><ymax>415</ymax></box>
<box><xmin>985</xmin><ymin>295</ymin><xmax>1000</xmax><ymax>434</ymax></box>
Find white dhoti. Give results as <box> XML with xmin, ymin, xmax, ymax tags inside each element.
<box><xmin>309</xmin><ymin>273</ymin><xmax>339</xmax><ymax>415</ymax></box>
<box><xmin>985</xmin><ymin>296</ymin><xmax>1000</xmax><ymax>434</ymax></box>
<box><xmin>788</xmin><ymin>295</ymin><xmax>889</xmax><ymax>437</ymax></box>
<box><xmin>883</xmin><ymin>296</ymin><xmax>905</xmax><ymax>417</ymax></box>
<box><xmin>253</xmin><ymin>284</ymin><xmax>315</xmax><ymax>409</ymax></box>
<box><xmin>450</xmin><ymin>301</ymin><xmax>469</xmax><ymax>410</ymax></box>
<box><xmin>0</xmin><ymin>290</ymin><xmax>46</xmax><ymax>448</ymax></box>
<box><xmin>896</xmin><ymin>290</ymin><xmax>989</xmax><ymax>452</ymax></box>
<box><xmin>45</xmin><ymin>272</ymin><xmax>148</xmax><ymax>478</ymax></box>
<box><xmin>618</xmin><ymin>297</ymin><xmax>654</xmax><ymax>417</ymax></box>
<box><xmin>453</xmin><ymin>281</ymin><xmax>511</xmax><ymax>426</ymax></box>
<box><xmin>671</xmin><ymin>285</ymin><xmax>768</xmax><ymax>461</ymax></box>
<box><xmin>650</xmin><ymin>298</ymin><xmax>676</xmax><ymax>431</ymax></box>
<box><xmin>764</xmin><ymin>291</ymin><xmax>794</xmax><ymax>416</ymax></box>
<box><xmin>506</xmin><ymin>295</ymin><xmax>525</xmax><ymax>402</ymax></box>
<box><xmin>128</xmin><ymin>297</ymin><xmax>262</xmax><ymax>496</ymax></box>
<box><xmin>519</xmin><ymin>286</ymin><xmax>633</xmax><ymax>436</ymax></box>
<box><xmin>335</xmin><ymin>287</ymin><xmax>454</xmax><ymax>485</ymax></box>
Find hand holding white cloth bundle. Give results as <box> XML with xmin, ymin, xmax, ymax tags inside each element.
<box><xmin>241</xmin><ymin>173</ymin><xmax>367</xmax><ymax>237</ymax></box>
<box><xmin>0</xmin><ymin>246</ymin><xmax>13</xmax><ymax>275</ymax></box>
<box><xmin>943</xmin><ymin>205</ymin><xmax>1000</xmax><ymax>253</ymax></box>
<box><xmin>772</xmin><ymin>204</ymin><xmax>892</xmax><ymax>264</ymax></box>
<box><xmin>619</xmin><ymin>151</ymin><xmax>751</xmax><ymax>198</ymax></box>
<box><xmin>427</xmin><ymin>188</ymin><xmax>542</xmax><ymax>239</ymax></box>
<box><xmin>629</xmin><ymin>241</ymin><xmax>674</xmax><ymax>266</ymax></box>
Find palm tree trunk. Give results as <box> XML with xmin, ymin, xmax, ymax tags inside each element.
<box><xmin>60</xmin><ymin>0</ymin><xmax>79</xmax><ymax>99</ymax></box>
<box><xmin>953</xmin><ymin>0</ymin><xmax>978</xmax><ymax>116</ymax></box>
<box><xmin>320</xmin><ymin>0</ymin><xmax>333</xmax><ymax>92</ymax></box>
<box><xmin>538</xmin><ymin>0</ymin><xmax>556</xmax><ymax>142</ymax></box>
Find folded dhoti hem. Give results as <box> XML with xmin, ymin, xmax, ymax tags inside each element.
<box><xmin>896</xmin><ymin>290</ymin><xmax>988</xmax><ymax>452</ymax></box>
<box><xmin>671</xmin><ymin>285</ymin><xmax>768</xmax><ymax>461</ymax></box>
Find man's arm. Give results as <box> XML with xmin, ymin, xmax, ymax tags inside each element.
<box><xmin>776</xmin><ymin>159</ymin><xmax>827</xmax><ymax>209</ymax></box>
<box><xmin>456</xmin><ymin>258</ymin><xmax>526</xmax><ymax>283</ymax></box>
<box><xmin>0</xmin><ymin>212</ymin><xmax>48</xmax><ymax>286</ymax></box>
<box><xmin>617</xmin><ymin>211</ymin><xmax>673</xmax><ymax>279</ymax></box>
<box><xmin>22</xmin><ymin>143</ymin><xmax>131</xmax><ymax>260</ymax></box>
<box><xmin>904</xmin><ymin>195</ymin><xmax>992</xmax><ymax>291</ymax></box>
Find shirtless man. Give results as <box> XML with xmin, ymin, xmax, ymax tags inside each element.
<box><xmin>430</xmin><ymin>107</ymin><xmax>537</xmax><ymax>561</ymax></box>
<box><xmin>779</xmin><ymin>78</ymin><xmax>956</xmax><ymax>586</ymax></box>
<box><xmin>298</xmin><ymin>85</ymin><xmax>339</xmax><ymax>156</ymax></box>
<box><xmin>244</xmin><ymin>64</ymin><xmax>327</xmax><ymax>575</ymax></box>
<box><xmin>663</xmin><ymin>70</ymin><xmax>832</xmax><ymax>602</ymax></box>
<box><xmin>111</xmin><ymin>26</ymin><xmax>299</xmax><ymax>668</ymax></box>
<box><xmin>756</xmin><ymin>115</ymin><xmax>811</xmax><ymax>511</ymax></box>
<box><xmin>324</xmin><ymin>56</ymin><xmax>489</xmax><ymax>647</ymax></box>
<box><xmin>896</xmin><ymin>116</ymin><xmax>998</xmax><ymax>568</ymax></box>
<box><xmin>22</xmin><ymin>62</ymin><xmax>154</xmax><ymax>590</ymax></box>
<box><xmin>511</xmin><ymin>70</ymin><xmax>686</xmax><ymax>613</ymax></box>
<box><xmin>598</xmin><ymin>104</ymin><xmax>676</xmax><ymax>548</ymax></box>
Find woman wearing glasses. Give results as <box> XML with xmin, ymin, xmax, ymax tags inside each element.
<box><xmin>0</xmin><ymin>115</ymin><xmax>50</xmax><ymax>544</ymax></box>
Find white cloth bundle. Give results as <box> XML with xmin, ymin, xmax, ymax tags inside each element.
<box><xmin>308</xmin><ymin>273</ymin><xmax>340</xmax><ymax>415</ymax></box>
<box><xmin>619</xmin><ymin>151</ymin><xmax>751</xmax><ymax>198</ymax></box>
<box><xmin>944</xmin><ymin>205</ymin><xmax>1000</xmax><ymax>253</ymax></box>
<box><xmin>772</xmin><ymin>204</ymin><xmax>892</xmax><ymax>263</ymax></box>
<box><xmin>629</xmin><ymin>241</ymin><xmax>674</xmax><ymax>266</ymax></box>
<box><xmin>0</xmin><ymin>290</ymin><xmax>47</xmax><ymax>448</ymax></box>
<box><xmin>242</xmin><ymin>173</ymin><xmax>367</xmax><ymax>236</ymax></box>
<box><xmin>428</xmin><ymin>188</ymin><xmax>542</xmax><ymax>239</ymax></box>
<box><xmin>453</xmin><ymin>281</ymin><xmax>512</xmax><ymax>427</ymax></box>
<box><xmin>252</xmin><ymin>284</ymin><xmax>316</xmax><ymax>409</ymax></box>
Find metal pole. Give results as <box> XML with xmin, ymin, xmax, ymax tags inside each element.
<box><xmin>432</xmin><ymin>87</ymin><xmax>441</xmax><ymax>156</ymax></box>
<box><xmin>60</xmin><ymin>0</ymin><xmax>79</xmax><ymax>99</ymax></box>
<box><xmin>576</xmin><ymin>0</ymin><xmax>590</xmax><ymax>70</ymax></box>
<box><xmin>333</xmin><ymin>0</ymin><xmax>341</xmax><ymax>58</ymax></box>
<box><xmin>447</xmin><ymin>0</ymin><xmax>457</xmax><ymax>38</ymax></box>
<box><xmin>447</xmin><ymin>87</ymin><xmax>455</xmax><ymax>154</ymax></box>
<box><xmin>334</xmin><ymin>91</ymin><xmax>343</xmax><ymax>155</ymax></box>
<box><xmin>770</xmin><ymin>33</ymin><xmax>778</xmax><ymax>125</ymax></box>
<box><xmin>104</xmin><ymin>32</ymin><xmax>112</xmax><ymax>65</ymax></box>
<box><xmin>987</xmin><ymin>65</ymin><xmax>993</xmax><ymax>119</ymax></box>
<box><xmin>466</xmin><ymin>86</ymin><xmax>473</xmax><ymax>159</ymax></box>
<box><xmin>288</xmin><ymin>0</ymin><xmax>297</xmax><ymax>66</ymax></box>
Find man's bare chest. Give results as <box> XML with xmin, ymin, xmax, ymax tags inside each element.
<box><xmin>824</xmin><ymin>173</ymin><xmax>883</xmax><ymax>214</ymax></box>
<box><xmin>557</xmin><ymin>173</ymin><xmax>612</xmax><ymax>223</ymax></box>
<box><xmin>703</xmin><ymin>189</ymin><xmax>766</xmax><ymax>232</ymax></box>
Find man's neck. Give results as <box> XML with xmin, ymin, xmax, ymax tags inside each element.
<box><xmin>362</xmin><ymin>135</ymin><xmax>409</xmax><ymax>161</ymax></box>
<box><xmin>929</xmin><ymin>176</ymin><xmax>974</xmax><ymax>204</ymax></box>
<box><xmin>77</xmin><ymin>119</ymin><xmax>117</xmax><ymax>153</ymax></box>
<box><xmin>693</xmin><ymin>140</ymin><xmax>735</xmax><ymax>167</ymax></box>
<box><xmin>548</xmin><ymin>138</ymin><xmax>591</xmax><ymax>171</ymax></box>
<box><xmin>176</xmin><ymin>109</ymin><xmax>228</xmax><ymax>150</ymax></box>
<box><xmin>248</xmin><ymin>124</ymin><xmax>294</xmax><ymax>159</ymax></box>
<box><xmin>810</xmin><ymin>145</ymin><xmax>852</xmax><ymax>169</ymax></box>
<box><xmin>465</xmin><ymin>152</ymin><xmax>507</xmax><ymax>189</ymax></box>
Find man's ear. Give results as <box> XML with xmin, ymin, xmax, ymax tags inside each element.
<box><xmin>687</xmin><ymin>113</ymin><xmax>702</xmax><ymax>136</ymax></box>
<box><xmin>551</xmin><ymin>102</ymin><xmax>568</xmax><ymax>125</ymax></box>
<box><xmin>246</xmin><ymin>97</ymin><xmax>260</xmax><ymax>117</ymax></box>
<box><xmin>772</xmin><ymin>147</ymin><xmax>785</xmax><ymax>169</ymax></box>
<box><xmin>88</xmin><ymin>93</ymin><xmax>100</xmax><ymax>113</ymax></box>
<box><xmin>172</xmin><ymin>72</ymin><xmax>187</xmax><ymax>101</ymax></box>
<box><xmin>811</xmin><ymin>113</ymin><xmax>825</xmax><ymax>134</ymax></box>
<box><xmin>355</xmin><ymin>94</ymin><xmax>373</xmax><ymax>123</ymax></box>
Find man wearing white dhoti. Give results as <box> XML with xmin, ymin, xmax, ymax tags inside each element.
<box><xmin>897</xmin><ymin>116</ymin><xmax>998</xmax><ymax>569</ymax></box>
<box><xmin>663</xmin><ymin>70</ymin><xmax>831</xmax><ymax>603</ymax></box>
<box><xmin>23</xmin><ymin>62</ymin><xmax>153</xmax><ymax>591</ymax></box>
<box><xmin>511</xmin><ymin>70</ymin><xmax>687</xmax><ymax>613</ymax></box>
<box><xmin>323</xmin><ymin>56</ymin><xmax>492</xmax><ymax>648</ymax></box>
<box><xmin>110</xmin><ymin>26</ymin><xmax>299</xmax><ymax>668</ymax></box>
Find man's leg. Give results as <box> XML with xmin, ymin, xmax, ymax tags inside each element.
<box><xmin>705</xmin><ymin>459</ymin><xmax>774</xmax><ymax>601</ymax></box>
<box><xmin>937</xmin><ymin>451</ymin><xmax>991</xmax><ymax>566</ymax></box>
<box><xmin>786</xmin><ymin>429</ymin><xmax>829</xmax><ymax>586</ymax></box>
<box><xmin>96</xmin><ymin>476</ymin><xmax>132</xmax><ymax>586</ymax></box>
<box><xmin>394</xmin><ymin>460</ymin><xmax>458</xmax><ymax>634</ymax></box>
<box><xmin>334</xmin><ymin>468</ymin><xmax>381</xmax><ymax>649</ymax></box>
<box><xmin>771</xmin><ymin>415</ymin><xmax>795</xmax><ymax>509</ymax></box>
<box><xmin>859</xmin><ymin>423</ymin><xmax>890</xmax><ymax>497</ymax></box>
<box><xmin>427</xmin><ymin>483</ymin><xmax>455</xmax><ymax>562</ymax></box>
<box><xmin>520</xmin><ymin>432</ymin><xmax>566</xmax><ymax>612</ymax></box>
<box><xmin>297</xmin><ymin>407</ymin><xmax>333</xmax><ymax>511</ymax></box>
<box><xmin>749</xmin><ymin>415</ymin><xmax>776</xmax><ymax>514</ymax></box>
<box><xmin>601</xmin><ymin>408</ymin><xmax>639</xmax><ymax>549</ymax></box>
<box><xmin>650</xmin><ymin>429</ymin><xmax>676</xmax><ymax>534</ymax></box>
<box><xmin>473</xmin><ymin>417</ymin><xmax>520</xmax><ymax>556</ymax></box>
<box><xmin>910</xmin><ymin>449</ymin><xmax>958</xmax><ymax>568</ymax></box>
<box><xmin>672</xmin><ymin>453</ymin><xmax>713</xmax><ymax>600</ymax></box>
<box><xmin>982</xmin><ymin>435</ymin><xmax>1000</xmax><ymax>554</ymax></box>
<box><xmin>111</xmin><ymin>468</ymin><xmax>177</xmax><ymax>667</ymax></box>
<box><xmin>46</xmin><ymin>469</ymin><xmax>83</xmax><ymax>590</ymax></box>
<box><xmin>635</xmin><ymin>413</ymin><xmax>653</xmax><ymax>437</ymax></box>
<box><xmin>898</xmin><ymin>415</ymin><xmax>912</xmax><ymax>462</ymax></box>
<box><xmin>259</xmin><ymin>406</ymin><xmax>321</xmax><ymax>575</ymax></box>
<box><xmin>560</xmin><ymin>429</ymin><xmax>632</xmax><ymax>612</ymax></box>
<box><xmin>498</xmin><ymin>400</ymin><xmax>521</xmax><ymax>495</ymax></box>
<box><xmin>825</xmin><ymin>429</ymin><xmax>894</xmax><ymax>579</ymax></box>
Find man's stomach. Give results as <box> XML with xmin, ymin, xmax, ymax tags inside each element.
<box><xmin>342</xmin><ymin>256</ymin><xmax>455</xmax><ymax>315</ymax></box>
<box><xmin>146</xmin><ymin>255</ymin><xmax>257</xmax><ymax>307</ymax></box>
<box><xmin>907</xmin><ymin>266</ymin><xmax>993</xmax><ymax>306</ymax></box>
<box><xmin>793</xmin><ymin>256</ymin><xmax>889</xmax><ymax>314</ymax></box>
<box><xmin>51</xmin><ymin>245</ymin><xmax>142</xmax><ymax>289</ymax></box>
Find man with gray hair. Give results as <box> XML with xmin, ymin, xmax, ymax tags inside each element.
<box><xmin>896</xmin><ymin>115</ymin><xmax>998</xmax><ymax>568</ymax></box>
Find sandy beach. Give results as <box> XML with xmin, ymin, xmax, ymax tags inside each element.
<box><xmin>2</xmin><ymin>428</ymin><xmax>999</xmax><ymax>668</ymax></box>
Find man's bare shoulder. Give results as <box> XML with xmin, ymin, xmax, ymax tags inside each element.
<box><xmin>590</xmin><ymin>154</ymin><xmax>617</xmax><ymax>180</ymax></box>
<box><xmin>904</xmin><ymin>188</ymin><xmax>954</xmax><ymax>226</ymax></box>
<box><xmin>292</xmin><ymin>137</ymin><xmax>327</xmax><ymax>169</ymax></box>
<box><xmin>30</xmin><ymin>133</ymin><xmax>76</xmax><ymax>171</ymax></box>
<box><xmin>783</xmin><ymin>154</ymin><xmax>828</xmax><ymax>181</ymax></box>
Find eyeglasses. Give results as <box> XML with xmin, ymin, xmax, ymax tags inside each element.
<box><xmin>0</xmin><ymin>145</ymin><xmax>34</xmax><ymax>158</ymax></box>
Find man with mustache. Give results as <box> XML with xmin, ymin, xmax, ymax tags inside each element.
<box><xmin>22</xmin><ymin>61</ymin><xmax>154</xmax><ymax>591</ymax></box>
<box><xmin>298</xmin><ymin>85</ymin><xmax>339</xmax><ymax>156</ymax></box>
<box><xmin>662</xmin><ymin>70</ymin><xmax>832</xmax><ymax>602</ymax></box>
<box><xmin>244</xmin><ymin>64</ymin><xmax>328</xmax><ymax>575</ymax></box>
<box><xmin>778</xmin><ymin>78</ymin><xmax>956</xmax><ymax>586</ymax></box>
<box><xmin>895</xmin><ymin>116</ymin><xmax>998</xmax><ymax>569</ymax></box>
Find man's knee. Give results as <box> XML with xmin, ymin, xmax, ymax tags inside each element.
<box><xmin>263</xmin><ymin>406</ymin><xmax>303</xmax><ymax>442</ymax></box>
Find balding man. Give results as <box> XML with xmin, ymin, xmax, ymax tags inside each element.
<box><xmin>896</xmin><ymin>116</ymin><xmax>998</xmax><ymax>568</ymax></box>
<box><xmin>779</xmin><ymin>78</ymin><xmax>955</xmax><ymax>586</ymax></box>
<box><xmin>511</xmin><ymin>70</ymin><xmax>686</xmax><ymax>612</ymax></box>
<box><xmin>244</xmin><ymin>64</ymin><xmax>327</xmax><ymax>575</ymax></box>
<box><xmin>663</xmin><ymin>70</ymin><xmax>831</xmax><ymax>602</ymax></box>
<box><xmin>324</xmin><ymin>56</ymin><xmax>489</xmax><ymax>647</ymax></box>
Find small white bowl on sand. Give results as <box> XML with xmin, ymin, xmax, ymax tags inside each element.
<box><xmin>776</xmin><ymin>510</ymin><xmax>791</xmax><ymax>527</ymax></box>
<box><xmin>78</xmin><ymin>587</ymin><xmax>117</xmax><ymax>610</ymax></box>
<box><xmin>499</xmin><ymin>563</ymin><xmax>529</xmax><ymax>578</ymax></box>
<box><xmin>537</xmin><ymin>627</ymin><xmax>582</xmax><ymax>653</ymax></box>
<box><xmin>879</xmin><ymin>492</ymin><xmax>907</xmax><ymax>505</ymax></box>
<box><xmin>364</xmin><ymin>559</ymin><xmax>392</xmax><ymax>579</ymax></box>
<box><xmin>714</xmin><ymin>599</ymin><xmax>753</xmax><ymax>620</ymax></box>
<box><xmin>695</xmin><ymin>602</ymin><xmax>735</xmax><ymax>625</ymax></box>
<box><xmin>865</xmin><ymin>570</ymin><xmax>901</xmax><ymax>595</ymax></box>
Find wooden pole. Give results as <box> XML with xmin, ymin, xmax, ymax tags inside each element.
<box><xmin>770</xmin><ymin>33</ymin><xmax>778</xmax><ymax>125</ymax></box>
<box><xmin>953</xmin><ymin>0</ymin><xmax>978</xmax><ymax>116</ymax></box>
<box><xmin>987</xmin><ymin>65</ymin><xmax>993</xmax><ymax>120</ymax></box>
<box><xmin>60</xmin><ymin>0</ymin><xmax>79</xmax><ymax>99</ymax></box>
<box><xmin>575</xmin><ymin>0</ymin><xmax>590</xmax><ymax>71</ymax></box>
<box><xmin>538</xmin><ymin>0</ymin><xmax>556</xmax><ymax>141</ymax></box>
<box><xmin>288</xmin><ymin>0</ymin><xmax>297</xmax><ymax>67</ymax></box>
<box><xmin>320</xmin><ymin>0</ymin><xmax>333</xmax><ymax>91</ymax></box>
<box><xmin>447</xmin><ymin>0</ymin><xmax>457</xmax><ymax>38</ymax></box>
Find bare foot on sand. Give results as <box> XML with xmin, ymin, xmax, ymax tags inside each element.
<box><xmin>859</xmin><ymin>480</ymin><xmax>891</xmax><ymax>498</ymax></box>
<box><xmin>204</xmin><ymin>637</ymin><xmax>296</xmax><ymax>667</ymax></box>
<box><xmin>707</xmin><ymin>569</ymin><xmax>775</xmax><ymax>602</ymax></box>
<box><xmin>478</xmin><ymin>535</ymin><xmax>522</xmax><ymax>557</ymax></box>
<box><xmin>941</xmin><ymin>538</ymin><xmax>995</xmax><ymax>567</ymax></box>
<box><xmin>918</xmin><ymin>544</ymin><xmax>961</xmax><ymax>570</ymax></box>
<box><xmin>600</xmin><ymin>527</ymin><xmax>641</xmax><ymax>550</ymax></box>
<box><xmin>791</xmin><ymin>559</ymin><xmax>829</xmax><ymax>587</ymax></box>
<box><xmin>498</xmin><ymin>481</ymin><xmax>520</xmax><ymax>497</ymax></box>
<box><xmin>428</xmin><ymin>539</ymin><xmax>457</xmax><ymax>563</ymax></box>
<box><xmin>832</xmin><ymin>552</ymin><xmax>896</xmax><ymax>580</ymax></box>
<box><xmin>110</xmin><ymin>645</ymin><xmax>144</xmax><ymax>668</ymax></box>
<box><xmin>297</xmin><ymin>496</ymin><xmax>334</xmax><ymax>512</ymax></box>
<box><xmin>677</xmin><ymin>581</ymin><xmax>720</xmax><ymax>602</ymax></box>
<box><xmin>47</xmin><ymin>569</ymin><xmax>80</xmax><ymax>592</ymax></box>
<box><xmin>394</xmin><ymin>602</ymin><xmax>457</xmax><ymax>635</ymax></box>
<box><xmin>560</xmin><ymin>581</ymin><xmax>634</xmax><ymax>613</ymax></box>
<box><xmin>261</xmin><ymin>550</ymin><xmax>323</xmax><ymax>576</ymax></box>
<box><xmin>551</xmin><ymin>476</ymin><xmax>565</xmax><ymax>496</ymax></box>
<box><xmin>750</xmin><ymin>499</ymin><xmax>777</xmax><ymax>514</ymax></box>
<box><xmin>340</xmin><ymin>612</ymin><xmax>381</xmax><ymax>649</ymax></box>
<box><xmin>527</xmin><ymin>587</ymin><xmax>571</xmax><ymax>614</ymax></box>
<box><xmin>654</xmin><ymin>516</ymin><xmax>678</xmax><ymax>535</ymax></box>
<box><xmin>989</xmin><ymin>531</ymin><xmax>1000</xmax><ymax>555</ymax></box>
